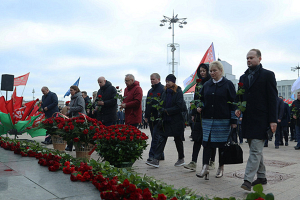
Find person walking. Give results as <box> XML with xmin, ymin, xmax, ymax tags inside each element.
<box><xmin>195</xmin><ymin>61</ymin><xmax>237</xmax><ymax>180</ymax></box>
<box><xmin>236</xmin><ymin>49</ymin><xmax>277</xmax><ymax>191</ymax></box>
<box><xmin>146</xmin><ymin>74</ymin><xmax>185</xmax><ymax>168</ymax></box>
<box><xmin>291</xmin><ymin>92</ymin><xmax>300</xmax><ymax>150</ymax></box>
<box><xmin>279</xmin><ymin>96</ymin><xmax>290</xmax><ymax>146</ymax></box>
<box><xmin>184</xmin><ymin>63</ymin><xmax>212</xmax><ymax>171</ymax></box>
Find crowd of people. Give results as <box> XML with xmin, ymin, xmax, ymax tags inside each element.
<box><xmin>39</xmin><ymin>48</ymin><xmax>300</xmax><ymax>192</ymax></box>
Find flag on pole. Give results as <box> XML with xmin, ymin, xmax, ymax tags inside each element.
<box><xmin>183</xmin><ymin>43</ymin><xmax>216</xmax><ymax>93</ymax></box>
<box><xmin>64</xmin><ymin>77</ymin><xmax>80</xmax><ymax>98</ymax></box>
<box><xmin>14</xmin><ymin>73</ymin><xmax>30</xmax><ymax>86</ymax></box>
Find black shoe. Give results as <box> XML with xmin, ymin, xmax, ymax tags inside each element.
<box><xmin>268</xmin><ymin>139</ymin><xmax>272</xmax><ymax>141</ymax></box>
<box><xmin>41</xmin><ymin>141</ymin><xmax>50</xmax><ymax>145</ymax></box>
<box><xmin>147</xmin><ymin>157</ymin><xmax>154</xmax><ymax>162</ymax></box>
<box><xmin>294</xmin><ymin>146</ymin><xmax>300</xmax><ymax>150</ymax></box>
<box><xmin>65</xmin><ymin>147</ymin><xmax>73</xmax><ymax>151</ymax></box>
<box><xmin>264</xmin><ymin>144</ymin><xmax>268</xmax><ymax>147</ymax></box>
<box><xmin>241</xmin><ymin>180</ymin><xmax>251</xmax><ymax>191</ymax></box>
<box><xmin>285</xmin><ymin>142</ymin><xmax>288</xmax><ymax>146</ymax></box>
<box><xmin>251</xmin><ymin>178</ymin><xmax>267</xmax><ymax>186</ymax></box>
<box><xmin>159</xmin><ymin>155</ymin><xmax>165</xmax><ymax>161</ymax></box>
<box><xmin>275</xmin><ymin>146</ymin><xmax>279</xmax><ymax>149</ymax></box>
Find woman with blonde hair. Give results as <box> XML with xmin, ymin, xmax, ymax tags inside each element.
<box><xmin>196</xmin><ymin>61</ymin><xmax>237</xmax><ymax>180</ymax></box>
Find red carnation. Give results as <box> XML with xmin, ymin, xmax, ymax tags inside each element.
<box><xmin>158</xmin><ymin>194</ymin><xmax>167</xmax><ymax>200</ymax></box>
<box><xmin>196</xmin><ymin>79</ymin><xmax>202</xmax><ymax>83</ymax></box>
<box><xmin>157</xmin><ymin>93</ymin><xmax>161</xmax><ymax>97</ymax></box>
<box><xmin>116</xmin><ymin>86</ymin><xmax>119</xmax><ymax>89</ymax></box>
<box><xmin>98</xmin><ymin>95</ymin><xmax>102</xmax><ymax>98</ymax></box>
<box><xmin>238</xmin><ymin>82</ymin><xmax>244</xmax><ymax>87</ymax></box>
<box><xmin>83</xmin><ymin>129</ymin><xmax>89</xmax><ymax>135</ymax></box>
<box><xmin>90</xmin><ymin>97</ymin><xmax>92</xmax><ymax>99</ymax></box>
<box><xmin>36</xmin><ymin>98</ymin><xmax>39</xmax><ymax>101</ymax></box>
<box><xmin>73</xmin><ymin>137</ymin><xmax>80</xmax><ymax>142</ymax></box>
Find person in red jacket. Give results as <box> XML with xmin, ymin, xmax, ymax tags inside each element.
<box><xmin>120</xmin><ymin>74</ymin><xmax>143</xmax><ymax>127</ymax></box>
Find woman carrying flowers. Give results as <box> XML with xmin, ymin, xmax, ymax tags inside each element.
<box><xmin>195</xmin><ymin>61</ymin><xmax>237</xmax><ymax>180</ymax></box>
<box><xmin>184</xmin><ymin>63</ymin><xmax>215</xmax><ymax>171</ymax></box>
<box><xmin>65</xmin><ymin>85</ymin><xmax>86</xmax><ymax>151</ymax></box>
<box><xmin>146</xmin><ymin>74</ymin><xmax>185</xmax><ymax>168</ymax></box>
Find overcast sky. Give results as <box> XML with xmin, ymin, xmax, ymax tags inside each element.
<box><xmin>1</xmin><ymin>0</ymin><xmax>300</xmax><ymax>101</ymax></box>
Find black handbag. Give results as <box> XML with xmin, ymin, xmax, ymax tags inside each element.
<box><xmin>220</xmin><ymin>129</ymin><xmax>243</xmax><ymax>165</ymax></box>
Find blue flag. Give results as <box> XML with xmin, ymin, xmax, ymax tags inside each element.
<box><xmin>64</xmin><ymin>77</ymin><xmax>80</xmax><ymax>98</ymax></box>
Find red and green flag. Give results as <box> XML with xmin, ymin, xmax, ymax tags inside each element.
<box><xmin>183</xmin><ymin>42</ymin><xmax>216</xmax><ymax>93</ymax></box>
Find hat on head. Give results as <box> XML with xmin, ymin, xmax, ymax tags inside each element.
<box><xmin>166</xmin><ymin>74</ymin><xmax>176</xmax><ymax>83</ymax></box>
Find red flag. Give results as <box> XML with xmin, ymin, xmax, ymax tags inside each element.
<box><xmin>0</xmin><ymin>96</ymin><xmax>8</xmax><ymax>113</ymax></box>
<box><xmin>183</xmin><ymin>43</ymin><xmax>215</xmax><ymax>93</ymax></box>
<box><xmin>14</xmin><ymin>73</ymin><xmax>30</xmax><ymax>86</ymax></box>
<box><xmin>5</xmin><ymin>100</ymin><xmax>14</xmax><ymax>124</ymax></box>
<box><xmin>29</xmin><ymin>112</ymin><xmax>45</xmax><ymax>128</ymax></box>
<box><xmin>11</xmin><ymin>87</ymin><xmax>23</xmax><ymax>112</ymax></box>
<box><xmin>14</xmin><ymin>106</ymin><xmax>26</xmax><ymax>124</ymax></box>
<box><xmin>27</xmin><ymin>105</ymin><xmax>40</xmax><ymax>118</ymax></box>
<box><xmin>22</xmin><ymin>100</ymin><xmax>37</xmax><ymax>121</ymax></box>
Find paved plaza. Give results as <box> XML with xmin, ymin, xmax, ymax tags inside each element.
<box><xmin>1</xmin><ymin>127</ymin><xmax>300</xmax><ymax>200</ymax></box>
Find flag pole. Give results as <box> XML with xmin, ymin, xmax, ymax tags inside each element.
<box><xmin>21</xmin><ymin>86</ymin><xmax>26</xmax><ymax>97</ymax></box>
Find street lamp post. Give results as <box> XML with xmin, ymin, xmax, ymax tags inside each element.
<box><xmin>291</xmin><ymin>63</ymin><xmax>300</xmax><ymax>77</ymax></box>
<box><xmin>160</xmin><ymin>11</ymin><xmax>187</xmax><ymax>75</ymax></box>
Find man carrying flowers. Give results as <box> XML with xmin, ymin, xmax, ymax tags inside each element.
<box><xmin>95</xmin><ymin>76</ymin><xmax>118</xmax><ymax>126</ymax></box>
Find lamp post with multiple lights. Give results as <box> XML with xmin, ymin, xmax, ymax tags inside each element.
<box><xmin>291</xmin><ymin>64</ymin><xmax>300</xmax><ymax>77</ymax></box>
<box><xmin>160</xmin><ymin>11</ymin><xmax>187</xmax><ymax>75</ymax></box>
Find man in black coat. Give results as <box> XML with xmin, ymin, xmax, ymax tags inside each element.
<box><xmin>145</xmin><ymin>73</ymin><xmax>165</xmax><ymax>162</ymax></box>
<box><xmin>82</xmin><ymin>91</ymin><xmax>91</xmax><ymax>113</ymax></box>
<box><xmin>279</xmin><ymin>96</ymin><xmax>290</xmax><ymax>146</ymax></box>
<box><xmin>236</xmin><ymin>49</ymin><xmax>277</xmax><ymax>191</ymax></box>
<box><xmin>41</xmin><ymin>86</ymin><xmax>59</xmax><ymax>118</ymax></box>
<box><xmin>41</xmin><ymin>86</ymin><xmax>59</xmax><ymax>144</ymax></box>
<box><xmin>95</xmin><ymin>77</ymin><xmax>117</xmax><ymax>126</ymax></box>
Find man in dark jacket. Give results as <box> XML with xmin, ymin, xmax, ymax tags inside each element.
<box><xmin>121</xmin><ymin>74</ymin><xmax>143</xmax><ymax>127</ymax></box>
<box><xmin>81</xmin><ymin>91</ymin><xmax>91</xmax><ymax>109</ymax></box>
<box><xmin>236</xmin><ymin>49</ymin><xmax>277</xmax><ymax>191</ymax></box>
<box><xmin>291</xmin><ymin>92</ymin><xmax>300</xmax><ymax>150</ymax></box>
<box><xmin>279</xmin><ymin>96</ymin><xmax>290</xmax><ymax>146</ymax></box>
<box><xmin>41</xmin><ymin>86</ymin><xmax>59</xmax><ymax>118</ymax></box>
<box><xmin>144</xmin><ymin>73</ymin><xmax>164</xmax><ymax>162</ymax></box>
<box><xmin>95</xmin><ymin>77</ymin><xmax>117</xmax><ymax>126</ymax></box>
<box><xmin>41</xmin><ymin>86</ymin><xmax>59</xmax><ymax>144</ymax></box>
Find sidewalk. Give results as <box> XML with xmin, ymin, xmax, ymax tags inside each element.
<box><xmin>1</xmin><ymin>127</ymin><xmax>300</xmax><ymax>199</ymax></box>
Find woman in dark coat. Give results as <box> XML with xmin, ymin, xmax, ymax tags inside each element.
<box><xmin>196</xmin><ymin>61</ymin><xmax>237</xmax><ymax>180</ymax></box>
<box><xmin>146</xmin><ymin>74</ymin><xmax>185</xmax><ymax>168</ymax></box>
<box><xmin>184</xmin><ymin>63</ymin><xmax>215</xmax><ymax>171</ymax></box>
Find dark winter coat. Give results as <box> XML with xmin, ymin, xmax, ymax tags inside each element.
<box><xmin>84</xmin><ymin>96</ymin><xmax>91</xmax><ymax>110</ymax></box>
<box><xmin>281</xmin><ymin>102</ymin><xmax>290</xmax><ymax>127</ymax></box>
<box><xmin>291</xmin><ymin>99</ymin><xmax>300</xmax><ymax>125</ymax></box>
<box><xmin>96</xmin><ymin>80</ymin><xmax>117</xmax><ymax>123</ymax></box>
<box><xmin>238</xmin><ymin>64</ymin><xmax>277</xmax><ymax>140</ymax></box>
<box><xmin>157</xmin><ymin>85</ymin><xmax>185</xmax><ymax>137</ymax></box>
<box><xmin>145</xmin><ymin>82</ymin><xmax>165</xmax><ymax>121</ymax></box>
<box><xmin>69</xmin><ymin>92</ymin><xmax>86</xmax><ymax>117</ymax></box>
<box><xmin>123</xmin><ymin>81</ymin><xmax>143</xmax><ymax>125</ymax></box>
<box><xmin>41</xmin><ymin>91</ymin><xmax>59</xmax><ymax>118</ymax></box>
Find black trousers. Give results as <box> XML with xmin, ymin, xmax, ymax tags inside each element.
<box><xmin>203</xmin><ymin>147</ymin><xmax>224</xmax><ymax>166</ymax></box>
<box><xmin>154</xmin><ymin>135</ymin><xmax>184</xmax><ymax>160</ymax></box>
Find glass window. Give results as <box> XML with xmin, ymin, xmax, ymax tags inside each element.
<box><xmin>277</xmin><ymin>86</ymin><xmax>281</xmax><ymax>92</ymax></box>
<box><xmin>279</xmin><ymin>92</ymin><xmax>281</xmax><ymax>96</ymax></box>
<box><xmin>282</xmin><ymin>86</ymin><xmax>286</xmax><ymax>91</ymax></box>
<box><xmin>288</xmin><ymin>85</ymin><xmax>291</xmax><ymax>91</ymax></box>
<box><xmin>282</xmin><ymin>92</ymin><xmax>285</xmax><ymax>97</ymax></box>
